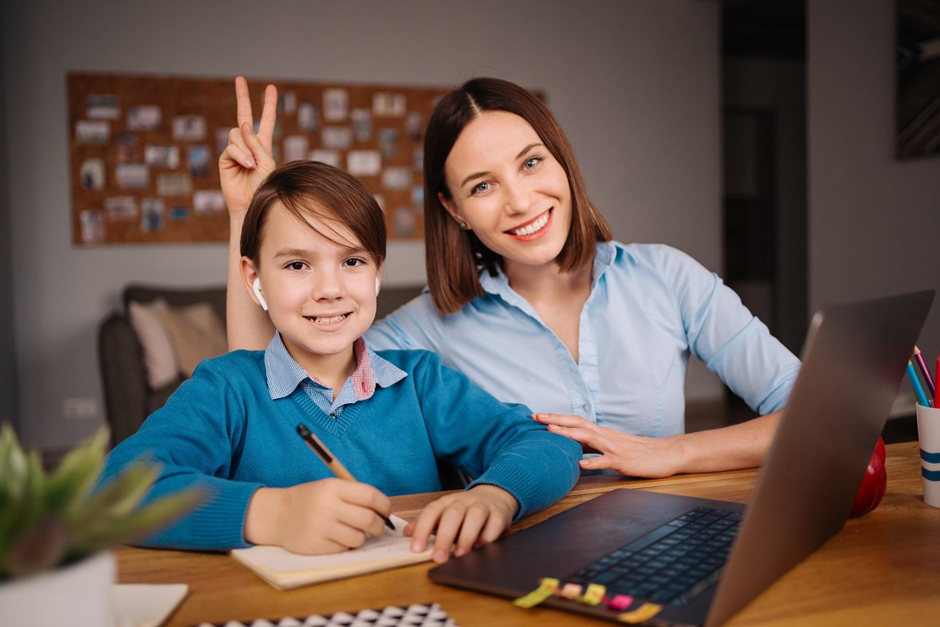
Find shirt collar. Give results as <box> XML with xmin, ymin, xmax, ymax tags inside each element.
<box><xmin>477</xmin><ymin>240</ymin><xmax>618</xmax><ymax>298</ymax></box>
<box><xmin>264</xmin><ymin>333</ymin><xmax>406</xmax><ymax>401</ymax></box>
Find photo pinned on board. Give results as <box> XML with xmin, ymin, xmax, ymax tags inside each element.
<box><xmin>168</xmin><ymin>206</ymin><xmax>191</xmax><ymax>221</ymax></box>
<box><xmin>127</xmin><ymin>105</ymin><xmax>161</xmax><ymax>131</ymax></box>
<box><xmin>115</xmin><ymin>164</ymin><xmax>150</xmax><ymax>189</ymax></box>
<box><xmin>321</xmin><ymin>126</ymin><xmax>353</xmax><ymax>150</ymax></box>
<box><xmin>378</xmin><ymin>128</ymin><xmax>400</xmax><ymax>159</ymax></box>
<box><xmin>411</xmin><ymin>185</ymin><xmax>424</xmax><ymax>207</ymax></box>
<box><xmin>156</xmin><ymin>173</ymin><xmax>192</xmax><ymax>197</ymax></box>
<box><xmin>80</xmin><ymin>210</ymin><xmax>105</xmax><ymax>244</ymax></box>
<box><xmin>86</xmin><ymin>94</ymin><xmax>120</xmax><ymax>120</ymax></box>
<box><xmin>352</xmin><ymin>109</ymin><xmax>373</xmax><ymax>142</ymax></box>
<box><xmin>173</xmin><ymin>115</ymin><xmax>207</xmax><ymax>141</ymax></box>
<box><xmin>283</xmin><ymin>136</ymin><xmax>309</xmax><ymax>163</ymax></box>
<box><xmin>373</xmin><ymin>92</ymin><xmax>406</xmax><ymax>117</ymax></box>
<box><xmin>347</xmin><ymin>150</ymin><xmax>382</xmax><ymax>177</ymax></box>
<box><xmin>140</xmin><ymin>198</ymin><xmax>165</xmax><ymax>233</ymax></box>
<box><xmin>145</xmin><ymin>145</ymin><xmax>180</xmax><ymax>169</ymax></box>
<box><xmin>308</xmin><ymin>149</ymin><xmax>340</xmax><ymax>169</ymax></box>
<box><xmin>382</xmin><ymin>166</ymin><xmax>412</xmax><ymax>191</ymax></box>
<box><xmin>413</xmin><ymin>147</ymin><xmax>424</xmax><ymax>172</ymax></box>
<box><xmin>278</xmin><ymin>90</ymin><xmax>297</xmax><ymax>115</ymax></box>
<box><xmin>394</xmin><ymin>206</ymin><xmax>417</xmax><ymax>237</ymax></box>
<box><xmin>114</xmin><ymin>133</ymin><xmax>140</xmax><ymax>164</ymax></box>
<box><xmin>188</xmin><ymin>145</ymin><xmax>211</xmax><ymax>177</ymax></box>
<box><xmin>405</xmin><ymin>112</ymin><xmax>423</xmax><ymax>141</ymax></box>
<box><xmin>193</xmin><ymin>190</ymin><xmax>227</xmax><ymax>215</ymax></box>
<box><xmin>324</xmin><ymin>88</ymin><xmax>349</xmax><ymax>121</ymax></box>
<box><xmin>104</xmin><ymin>196</ymin><xmax>138</xmax><ymax>221</ymax></box>
<box><xmin>215</xmin><ymin>128</ymin><xmax>230</xmax><ymax>157</ymax></box>
<box><xmin>79</xmin><ymin>158</ymin><xmax>106</xmax><ymax>191</ymax></box>
<box><xmin>76</xmin><ymin>120</ymin><xmax>110</xmax><ymax>145</ymax></box>
<box><xmin>298</xmin><ymin>103</ymin><xmax>319</xmax><ymax>132</ymax></box>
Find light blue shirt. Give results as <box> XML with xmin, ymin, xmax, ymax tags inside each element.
<box><xmin>264</xmin><ymin>333</ymin><xmax>406</xmax><ymax>417</ymax></box>
<box><xmin>366</xmin><ymin>242</ymin><xmax>801</xmax><ymax>437</ymax></box>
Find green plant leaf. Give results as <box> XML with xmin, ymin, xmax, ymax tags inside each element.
<box><xmin>69</xmin><ymin>459</ymin><xmax>160</xmax><ymax>531</ymax></box>
<box><xmin>43</xmin><ymin>428</ymin><xmax>108</xmax><ymax>517</ymax></box>
<box><xmin>69</xmin><ymin>487</ymin><xmax>203</xmax><ymax>557</ymax></box>
<box><xmin>0</xmin><ymin>424</ymin><xmax>27</xmax><ymax>502</ymax></box>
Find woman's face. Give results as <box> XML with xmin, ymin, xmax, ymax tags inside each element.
<box><xmin>440</xmin><ymin>111</ymin><xmax>572</xmax><ymax>270</ymax></box>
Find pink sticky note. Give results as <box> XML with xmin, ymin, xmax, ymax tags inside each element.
<box><xmin>558</xmin><ymin>583</ymin><xmax>583</xmax><ymax>599</ymax></box>
<box><xmin>607</xmin><ymin>594</ymin><xmax>634</xmax><ymax>611</ymax></box>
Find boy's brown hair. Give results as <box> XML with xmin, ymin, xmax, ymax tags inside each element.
<box><xmin>423</xmin><ymin>78</ymin><xmax>613</xmax><ymax>314</ymax></box>
<box><xmin>241</xmin><ymin>160</ymin><xmax>386</xmax><ymax>266</ymax></box>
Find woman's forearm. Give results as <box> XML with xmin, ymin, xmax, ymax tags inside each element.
<box><xmin>672</xmin><ymin>410</ymin><xmax>781</xmax><ymax>474</ymax></box>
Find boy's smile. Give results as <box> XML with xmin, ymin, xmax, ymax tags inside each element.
<box><xmin>245</xmin><ymin>202</ymin><xmax>380</xmax><ymax>390</ymax></box>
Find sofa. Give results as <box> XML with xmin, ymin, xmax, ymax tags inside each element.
<box><xmin>98</xmin><ymin>283</ymin><xmax>424</xmax><ymax>447</ymax></box>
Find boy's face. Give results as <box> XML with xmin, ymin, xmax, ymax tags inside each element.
<box><xmin>245</xmin><ymin>202</ymin><xmax>380</xmax><ymax>377</ymax></box>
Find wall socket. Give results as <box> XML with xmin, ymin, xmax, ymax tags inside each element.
<box><xmin>64</xmin><ymin>397</ymin><xmax>99</xmax><ymax>420</ymax></box>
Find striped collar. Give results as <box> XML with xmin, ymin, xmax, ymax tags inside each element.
<box><xmin>264</xmin><ymin>333</ymin><xmax>407</xmax><ymax>401</ymax></box>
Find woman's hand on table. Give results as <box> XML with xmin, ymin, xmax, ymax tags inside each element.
<box><xmin>404</xmin><ymin>484</ymin><xmax>519</xmax><ymax>564</ymax></box>
<box><xmin>219</xmin><ymin>76</ymin><xmax>278</xmax><ymax>219</ymax></box>
<box><xmin>533</xmin><ymin>412</ymin><xmax>684</xmax><ymax>478</ymax></box>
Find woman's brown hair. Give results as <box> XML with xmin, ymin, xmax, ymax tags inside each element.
<box><xmin>241</xmin><ymin>160</ymin><xmax>386</xmax><ymax>267</ymax></box>
<box><xmin>424</xmin><ymin>77</ymin><xmax>612</xmax><ymax>314</ymax></box>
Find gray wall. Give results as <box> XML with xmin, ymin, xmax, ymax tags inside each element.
<box><xmin>809</xmin><ymin>0</ymin><xmax>940</xmax><ymax>356</ymax></box>
<box><xmin>0</xmin><ymin>9</ymin><xmax>16</xmax><ymax>429</ymax></box>
<box><xmin>2</xmin><ymin>0</ymin><xmax>722</xmax><ymax>449</ymax></box>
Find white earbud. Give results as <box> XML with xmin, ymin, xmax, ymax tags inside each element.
<box><xmin>375</xmin><ymin>277</ymin><xmax>381</xmax><ymax>296</ymax></box>
<box><xmin>252</xmin><ymin>278</ymin><xmax>269</xmax><ymax>311</ymax></box>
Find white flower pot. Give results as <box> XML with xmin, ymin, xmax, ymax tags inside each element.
<box><xmin>0</xmin><ymin>550</ymin><xmax>114</xmax><ymax>627</ymax></box>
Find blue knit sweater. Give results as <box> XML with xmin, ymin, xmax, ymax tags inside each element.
<box><xmin>101</xmin><ymin>349</ymin><xmax>581</xmax><ymax>550</ymax></box>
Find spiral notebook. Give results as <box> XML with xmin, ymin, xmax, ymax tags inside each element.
<box><xmin>193</xmin><ymin>602</ymin><xmax>456</xmax><ymax>626</ymax></box>
<box><xmin>231</xmin><ymin>515</ymin><xmax>433</xmax><ymax>590</ymax></box>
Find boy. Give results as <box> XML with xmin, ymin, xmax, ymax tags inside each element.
<box><xmin>102</xmin><ymin>161</ymin><xmax>581</xmax><ymax>564</ymax></box>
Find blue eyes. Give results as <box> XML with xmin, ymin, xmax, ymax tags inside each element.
<box><xmin>469</xmin><ymin>156</ymin><xmax>544</xmax><ymax>196</ymax></box>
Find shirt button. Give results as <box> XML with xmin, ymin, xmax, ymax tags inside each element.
<box><xmin>330</xmin><ymin>412</ymin><xmax>337</xmax><ymax>418</ymax></box>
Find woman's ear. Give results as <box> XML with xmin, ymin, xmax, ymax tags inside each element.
<box><xmin>438</xmin><ymin>191</ymin><xmax>466</xmax><ymax>226</ymax></box>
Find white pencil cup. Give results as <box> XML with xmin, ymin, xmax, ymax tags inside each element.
<box><xmin>916</xmin><ymin>403</ymin><xmax>940</xmax><ymax>508</ymax></box>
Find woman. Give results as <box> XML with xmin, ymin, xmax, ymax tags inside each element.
<box><xmin>221</xmin><ymin>76</ymin><xmax>801</xmax><ymax>479</ymax></box>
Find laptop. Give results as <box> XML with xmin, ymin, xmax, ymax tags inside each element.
<box><xmin>429</xmin><ymin>291</ymin><xmax>934</xmax><ymax>626</ymax></box>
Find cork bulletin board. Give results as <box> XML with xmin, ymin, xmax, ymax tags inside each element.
<box><xmin>68</xmin><ymin>72</ymin><xmax>452</xmax><ymax>245</ymax></box>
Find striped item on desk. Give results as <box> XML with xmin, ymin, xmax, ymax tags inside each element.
<box><xmin>193</xmin><ymin>602</ymin><xmax>456</xmax><ymax>627</ymax></box>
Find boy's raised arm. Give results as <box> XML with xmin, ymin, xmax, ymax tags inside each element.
<box><xmin>221</xmin><ymin>77</ymin><xmax>278</xmax><ymax>350</ymax></box>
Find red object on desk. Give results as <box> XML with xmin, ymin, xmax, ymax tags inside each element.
<box><xmin>848</xmin><ymin>437</ymin><xmax>887</xmax><ymax>518</ymax></box>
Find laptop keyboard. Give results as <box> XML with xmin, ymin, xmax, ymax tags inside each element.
<box><xmin>565</xmin><ymin>506</ymin><xmax>741</xmax><ymax>607</ymax></box>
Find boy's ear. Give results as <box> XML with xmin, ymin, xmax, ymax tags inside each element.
<box><xmin>240</xmin><ymin>257</ymin><xmax>264</xmax><ymax>308</ymax></box>
<box><xmin>438</xmin><ymin>191</ymin><xmax>465</xmax><ymax>226</ymax></box>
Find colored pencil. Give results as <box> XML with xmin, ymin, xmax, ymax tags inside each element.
<box><xmin>913</xmin><ymin>346</ymin><xmax>935</xmax><ymax>399</ymax></box>
<box><xmin>907</xmin><ymin>361</ymin><xmax>930</xmax><ymax>408</ymax></box>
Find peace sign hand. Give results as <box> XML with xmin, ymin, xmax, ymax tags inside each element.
<box><xmin>219</xmin><ymin>76</ymin><xmax>278</xmax><ymax>218</ymax></box>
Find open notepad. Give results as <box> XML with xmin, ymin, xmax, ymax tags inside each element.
<box><xmin>231</xmin><ymin>515</ymin><xmax>433</xmax><ymax>589</ymax></box>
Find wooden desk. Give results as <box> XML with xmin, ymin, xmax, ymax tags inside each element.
<box><xmin>118</xmin><ymin>442</ymin><xmax>940</xmax><ymax>626</ymax></box>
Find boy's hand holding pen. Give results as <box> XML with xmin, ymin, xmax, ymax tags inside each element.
<box><xmin>240</xmin><ymin>425</ymin><xmax>394</xmax><ymax>556</ymax></box>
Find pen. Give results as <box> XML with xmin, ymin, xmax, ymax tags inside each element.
<box><xmin>296</xmin><ymin>423</ymin><xmax>395</xmax><ymax>531</ymax></box>
<box><xmin>913</xmin><ymin>346</ymin><xmax>935</xmax><ymax>401</ymax></box>
<box><xmin>907</xmin><ymin>361</ymin><xmax>930</xmax><ymax>408</ymax></box>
